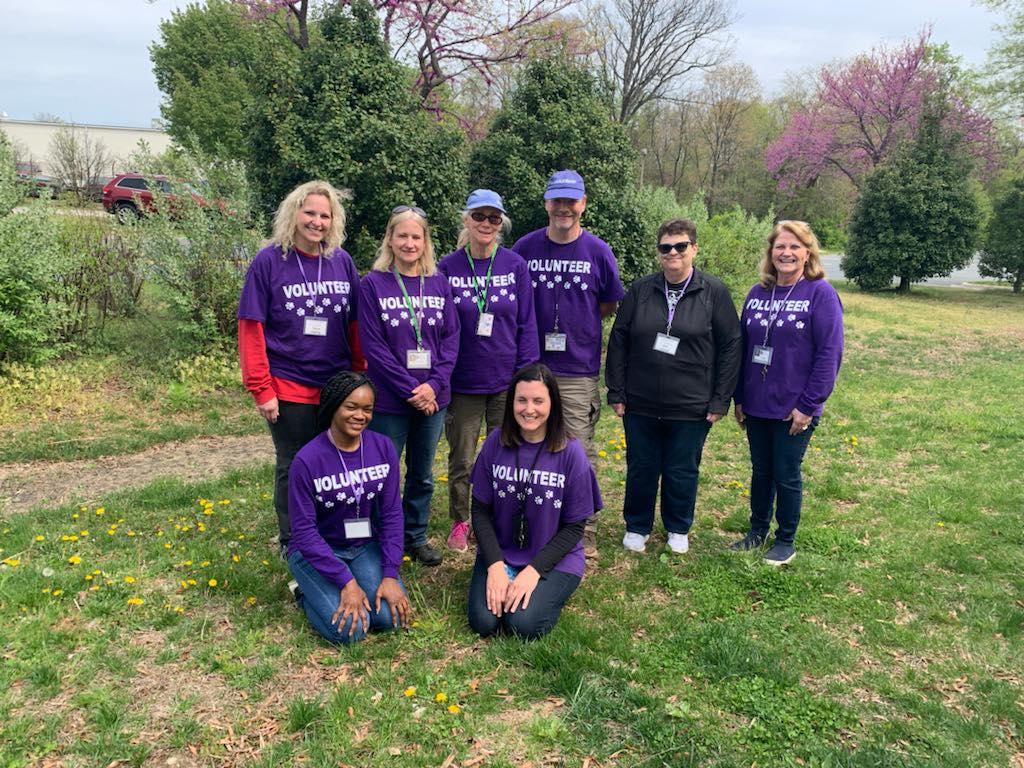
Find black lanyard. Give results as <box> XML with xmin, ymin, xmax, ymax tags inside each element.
<box><xmin>511</xmin><ymin>441</ymin><xmax>545</xmax><ymax>548</ymax></box>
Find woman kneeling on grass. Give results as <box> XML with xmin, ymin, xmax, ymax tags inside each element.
<box><xmin>467</xmin><ymin>364</ymin><xmax>600</xmax><ymax>640</ymax></box>
<box><xmin>287</xmin><ymin>371</ymin><xmax>410</xmax><ymax>644</ymax></box>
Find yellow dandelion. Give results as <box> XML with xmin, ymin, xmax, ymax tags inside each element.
<box><xmin>246</xmin><ymin>596</ymin><xmax>257</xmax><ymax>605</ymax></box>
<box><xmin>107</xmin><ymin>530</ymin><xmax>115</xmax><ymax>536</ymax></box>
<box><xmin>42</xmin><ymin>587</ymin><xmax>51</xmax><ymax>594</ymax></box>
<box><xmin>200</xmin><ymin>560</ymin><xmax>210</xmax><ymax>567</ymax></box>
<box><xmin>93</xmin><ymin>569</ymin><xmax>101</xmax><ymax>574</ymax></box>
<box><xmin>218</xmin><ymin>499</ymin><xmax>231</xmax><ymax>505</ymax></box>
<box><xmin>89</xmin><ymin>585</ymin><xmax>99</xmax><ymax>591</ymax></box>
<box><xmin>175</xmin><ymin>606</ymin><xmax>185</xmax><ymax>614</ymax></box>
<box><xmin>79</xmin><ymin>530</ymin><xmax>89</xmax><ymax>537</ymax></box>
<box><xmin>208</xmin><ymin>578</ymin><xmax>218</xmax><ymax>587</ymax></box>
<box><xmin>597</xmin><ymin>450</ymin><xmax>608</xmax><ymax>458</ymax></box>
<box><xmin>403</xmin><ymin>555</ymin><xmax>412</xmax><ymax>563</ymax></box>
<box><xmin>35</xmin><ymin>534</ymin><xmax>45</xmax><ymax>542</ymax></box>
<box><xmin>79</xmin><ymin>505</ymin><xmax>88</xmax><ymax>512</ymax></box>
<box><xmin>203</xmin><ymin>509</ymin><xmax>213</xmax><ymax>516</ymax></box>
<box><xmin>404</xmin><ymin>686</ymin><xmax>417</xmax><ymax>697</ymax></box>
<box><xmin>68</xmin><ymin>555</ymin><xmax>82</xmax><ymax>565</ymax></box>
<box><xmin>127</xmin><ymin>531</ymin><xmax>136</xmax><ymax>537</ymax></box>
<box><xmin>124</xmin><ymin>576</ymin><xmax>136</xmax><ymax>584</ymax></box>
<box><xmin>438</xmin><ymin>475</ymin><xmax>448</xmax><ymax>482</ymax></box>
<box><xmin>183</xmin><ymin>560</ymin><xmax>193</xmax><ymax>566</ymax></box>
<box><xmin>261</xmin><ymin>559</ymin><xmax>269</xmax><ymax>566</ymax></box>
<box><xmin>434</xmin><ymin>692</ymin><xmax>447</xmax><ymax>702</ymax></box>
<box><xmin>447</xmin><ymin>704</ymin><xmax>460</xmax><ymax>714</ymax></box>
<box><xmin>937</xmin><ymin>522</ymin><xmax>946</xmax><ymax>528</ymax></box>
<box><xmin>197</xmin><ymin>498</ymin><xmax>209</xmax><ymax>505</ymax></box>
<box><xmin>164</xmin><ymin>543</ymin><xmax>172</xmax><ymax>550</ymax></box>
<box><xmin>187</xmin><ymin>578</ymin><xmax>197</xmax><ymax>586</ymax></box>
<box><xmin>127</xmin><ymin>597</ymin><xmax>145</xmax><ymax>606</ymax></box>
<box><xmin>232</xmin><ymin>554</ymin><xmax>240</xmax><ymax>563</ymax></box>
<box><xmin>95</xmin><ymin>507</ymin><xmax>105</xmax><ymax>516</ymax></box>
<box><xmin>72</xmin><ymin>513</ymin><xmax>79</xmax><ymax>519</ymax></box>
<box><xmin>51</xmin><ymin>589</ymin><xmax>63</xmax><ymax>597</ymax></box>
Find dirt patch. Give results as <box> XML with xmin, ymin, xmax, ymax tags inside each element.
<box><xmin>0</xmin><ymin>434</ymin><xmax>274</xmax><ymax>515</ymax></box>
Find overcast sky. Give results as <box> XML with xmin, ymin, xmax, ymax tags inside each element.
<box><xmin>0</xmin><ymin>0</ymin><xmax>1004</xmax><ymax>128</ymax></box>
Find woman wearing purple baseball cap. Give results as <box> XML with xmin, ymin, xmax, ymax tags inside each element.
<box><xmin>437</xmin><ymin>190</ymin><xmax>539</xmax><ymax>553</ymax></box>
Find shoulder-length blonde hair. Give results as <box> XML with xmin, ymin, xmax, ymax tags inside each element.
<box><xmin>455</xmin><ymin>210</ymin><xmax>512</xmax><ymax>250</ymax></box>
<box><xmin>371</xmin><ymin>208</ymin><xmax>437</xmax><ymax>275</ymax></box>
<box><xmin>267</xmin><ymin>180</ymin><xmax>347</xmax><ymax>255</ymax></box>
<box><xmin>759</xmin><ymin>220</ymin><xmax>826</xmax><ymax>288</ymax></box>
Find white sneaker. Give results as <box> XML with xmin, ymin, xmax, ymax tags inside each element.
<box><xmin>667</xmin><ymin>533</ymin><xmax>689</xmax><ymax>553</ymax></box>
<box><xmin>622</xmin><ymin>532</ymin><xmax>650</xmax><ymax>552</ymax></box>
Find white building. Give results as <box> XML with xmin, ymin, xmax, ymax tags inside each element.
<box><xmin>0</xmin><ymin>118</ymin><xmax>173</xmax><ymax>176</ymax></box>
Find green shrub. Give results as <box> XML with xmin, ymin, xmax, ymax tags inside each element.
<box><xmin>0</xmin><ymin>205</ymin><xmax>62</xmax><ymax>363</ymax></box>
<box><xmin>130</xmin><ymin>148</ymin><xmax>260</xmax><ymax>344</ymax></box>
<box><xmin>51</xmin><ymin>218</ymin><xmax>145</xmax><ymax>344</ymax></box>
<box><xmin>679</xmin><ymin>194</ymin><xmax>771</xmax><ymax>298</ymax></box>
<box><xmin>0</xmin><ymin>130</ymin><xmax>21</xmax><ymax>216</ymax></box>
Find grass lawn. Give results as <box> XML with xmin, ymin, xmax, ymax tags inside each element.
<box><xmin>1</xmin><ymin>285</ymin><xmax>1022</xmax><ymax>767</ymax></box>
<box><xmin>0</xmin><ymin>285</ymin><xmax>262</xmax><ymax>464</ymax></box>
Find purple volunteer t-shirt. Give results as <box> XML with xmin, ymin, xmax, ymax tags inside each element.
<box><xmin>358</xmin><ymin>269</ymin><xmax>460</xmax><ymax>415</ymax></box>
<box><xmin>437</xmin><ymin>246</ymin><xmax>539</xmax><ymax>394</ymax></box>
<box><xmin>470</xmin><ymin>431</ymin><xmax>601</xmax><ymax>577</ymax></box>
<box><xmin>512</xmin><ymin>228</ymin><xmax>625</xmax><ymax>377</ymax></box>
<box><xmin>734</xmin><ymin>278</ymin><xmax>844</xmax><ymax>420</ymax></box>
<box><xmin>288</xmin><ymin>430</ymin><xmax>403</xmax><ymax>588</ymax></box>
<box><xmin>237</xmin><ymin>244</ymin><xmax>359</xmax><ymax>388</ymax></box>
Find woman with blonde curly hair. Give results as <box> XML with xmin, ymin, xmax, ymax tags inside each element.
<box><xmin>731</xmin><ymin>220</ymin><xmax>844</xmax><ymax>565</ymax></box>
<box><xmin>238</xmin><ymin>180</ymin><xmax>364</xmax><ymax>556</ymax></box>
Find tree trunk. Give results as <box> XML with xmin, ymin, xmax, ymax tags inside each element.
<box><xmin>897</xmin><ymin>275</ymin><xmax>911</xmax><ymax>293</ymax></box>
<box><xmin>1014</xmin><ymin>271</ymin><xmax>1022</xmax><ymax>293</ymax></box>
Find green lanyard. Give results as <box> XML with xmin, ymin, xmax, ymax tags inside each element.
<box><xmin>392</xmin><ymin>267</ymin><xmax>425</xmax><ymax>349</ymax></box>
<box><xmin>464</xmin><ymin>245</ymin><xmax>497</xmax><ymax>314</ymax></box>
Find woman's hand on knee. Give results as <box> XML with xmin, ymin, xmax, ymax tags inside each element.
<box><xmin>486</xmin><ymin>562</ymin><xmax>511</xmax><ymax>617</ymax></box>
<box><xmin>506</xmin><ymin>566</ymin><xmax>540</xmax><ymax>614</ymax></box>
<box><xmin>376</xmin><ymin>577</ymin><xmax>410</xmax><ymax>628</ymax></box>
<box><xmin>332</xmin><ymin>580</ymin><xmax>371</xmax><ymax>638</ymax></box>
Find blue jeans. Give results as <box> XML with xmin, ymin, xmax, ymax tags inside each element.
<box><xmin>288</xmin><ymin>542</ymin><xmax>405</xmax><ymax>644</ymax></box>
<box><xmin>622</xmin><ymin>413</ymin><xmax>712</xmax><ymax>535</ymax></box>
<box><xmin>467</xmin><ymin>556</ymin><xmax>581</xmax><ymax>640</ymax></box>
<box><xmin>368</xmin><ymin>408</ymin><xmax>446</xmax><ymax>548</ymax></box>
<box><xmin>744</xmin><ymin>415</ymin><xmax>818</xmax><ymax>546</ymax></box>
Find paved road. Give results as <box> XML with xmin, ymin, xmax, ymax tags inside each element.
<box><xmin>821</xmin><ymin>254</ymin><xmax>984</xmax><ymax>287</ymax></box>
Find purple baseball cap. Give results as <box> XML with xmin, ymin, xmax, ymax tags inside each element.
<box><xmin>544</xmin><ymin>170</ymin><xmax>586</xmax><ymax>200</ymax></box>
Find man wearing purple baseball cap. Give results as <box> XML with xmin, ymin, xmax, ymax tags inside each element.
<box><xmin>512</xmin><ymin>170</ymin><xmax>625</xmax><ymax>559</ymax></box>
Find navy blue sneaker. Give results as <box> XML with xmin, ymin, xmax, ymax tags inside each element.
<box><xmin>729</xmin><ymin>532</ymin><xmax>766</xmax><ymax>552</ymax></box>
<box><xmin>764</xmin><ymin>542</ymin><xmax>795</xmax><ymax>566</ymax></box>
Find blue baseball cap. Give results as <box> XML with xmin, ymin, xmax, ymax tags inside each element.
<box><xmin>544</xmin><ymin>170</ymin><xmax>586</xmax><ymax>200</ymax></box>
<box><xmin>465</xmin><ymin>188</ymin><xmax>506</xmax><ymax>213</ymax></box>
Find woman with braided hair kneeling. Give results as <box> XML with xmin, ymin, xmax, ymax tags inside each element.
<box><xmin>287</xmin><ymin>371</ymin><xmax>411</xmax><ymax>644</ymax></box>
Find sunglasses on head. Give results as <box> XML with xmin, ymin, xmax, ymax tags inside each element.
<box><xmin>469</xmin><ymin>210</ymin><xmax>503</xmax><ymax>226</ymax></box>
<box><xmin>392</xmin><ymin>205</ymin><xmax>427</xmax><ymax>220</ymax></box>
<box><xmin>657</xmin><ymin>241</ymin><xmax>692</xmax><ymax>255</ymax></box>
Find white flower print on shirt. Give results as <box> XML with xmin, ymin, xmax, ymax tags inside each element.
<box><xmin>334</xmin><ymin>305</ymin><xmax>343</xmax><ymax>313</ymax></box>
<box><xmin>573</xmin><ymin>275</ymin><xmax>581</xmax><ymax>284</ymax></box>
<box><xmin>545</xmin><ymin>489</ymin><xmax>554</xmax><ymax>499</ymax></box>
<box><xmin>314</xmin><ymin>306</ymin><xmax>324</xmax><ymax>315</ymax></box>
<box><xmin>581</xmin><ymin>283</ymin><xmax>588</xmax><ymax>291</ymax></box>
<box><xmin>534</xmin><ymin>495</ymin><xmax>543</xmax><ymax>505</ymax></box>
<box><xmin>787</xmin><ymin>313</ymin><xmax>796</xmax><ymax>321</ymax></box>
<box><xmin>553</xmin><ymin>499</ymin><xmax>562</xmax><ymax>509</ymax></box>
<box><xmin>509</xmin><ymin>293</ymin><xmax>516</xmax><ymax>302</ymax></box>
<box><xmin>297</xmin><ymin>308</ymin><xmax>305</xmax><ymax>317</ymax></box>
<box><xmin>427</xmin><ymin>317</ymin><xmax>436</xmax><ymax>326</ymax></box>
<box><xmin>760</xmin><ymin>319</ymin><xmax>768</xmax><ymax>326</ymax></box>
<box><xmin>306</xmin><ymin>299</ymin><xmax>315</xmax><ymax>308</ymax></box>
<box><xmin>754</xmin><ymin>312</ymin><xmax>763</xmax><ymax>319</ymax></box>
<box><xmin>323</xmin><ymin>298</ymin><xmax>331</xmax><ymax>306</ymax></box>
<box><xmin>285</xmin><ymin>301</ymin><xmax>295</xmax><ymax>310</ymax></box>
<box><xmin>390</xmin><ymin>319</ymin><xmax>400</xmax><ymax>327</ymax></box>
<box><xmin>776</xmin><ymin>320</ymin><xmax>784</xmax><ymax>327</ymax></box>
<box><xmin>795</xmin><ymin>321</ymin><xmax>805</xmax><ymax>329</ymax></box>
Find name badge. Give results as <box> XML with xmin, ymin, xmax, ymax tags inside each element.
<box><xmin>653</xmin><ymin>332</ymin><xmax>679</xmax><ymax>355</ymax></box>
<box><xmin>752</xmin><ymin>345</ymin><xmax>773</xmax><ymax>365</ymax></box>
<box><xmin>476</xmin><ymin>312</ymin><xmax>495</xmax><ymax>337</ymax></box>
<box><xmin>407</xmin><ymin>348</ymin><xmax>431</xmax><ymax>369</ymax></box>
<box><xmin>303</xmin><ymin>317</ymin><xmax>328</xmax><ymax>336</ymax></box>
<box><xmin>544</xmin><ymin>332</ymin><xmax>567</xmax><ymax>352</ymax></box>
<box><xmin>344</xmin><ymin>518</ymin><xmax>371</xmax><ymax>539</ymax></box>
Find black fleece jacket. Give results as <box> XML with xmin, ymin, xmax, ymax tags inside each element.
<box><xmin>605</xmin><ymin>269</ymin><xmax>741</xmax><ymax>419</ymax></box>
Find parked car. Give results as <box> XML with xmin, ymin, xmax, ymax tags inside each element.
<box><xmin>16</xmin><ymin>172</ymin><xmax>63</xmax><ymax>198</ymax></box>
<box><xmin>102</xmin><ymin>172</ymin><xmax>225</xmax><ymax>223</ymax></box>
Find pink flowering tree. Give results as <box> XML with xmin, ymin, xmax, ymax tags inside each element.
<box><xmin>235</xmin><ymin>0</ymin><xmax>580</xmax><ymax>107</ymax></box>
<box><xmin>766</xmin><ymin>32</ymin><xmax>999</xmax><ymax>193</ymax></box>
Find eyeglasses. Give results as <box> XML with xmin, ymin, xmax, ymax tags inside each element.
<box><xmin>470</xmin><ymin>210</ymin><xmax>503</xmax><ymax>226</ymax></box>
<box><xmin>657</xmin><ymin>241</ymin><xmax>692</xmax><ymax>255</ymax></box>
<box><xmin>392</xmin><ymin>205</ymin><xmax>427</xmax><ymax>219</ymax></box>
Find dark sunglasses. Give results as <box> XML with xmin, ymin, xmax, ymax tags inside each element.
<box><xmin>657</xmin><ymin>241</ymin><xmax>692</xmax><ymax>255</ymax></box>
<box><xmin>392</xmin><ymin>205</ymin><xmax>427</xmax><ymax>219</ymax></box>
<box><xmin>470</xmin><ymin>210</ymin><xmax>503</xmax><ymax>226</ymax></box>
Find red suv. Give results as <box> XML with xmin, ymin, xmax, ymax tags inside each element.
<box><xmin>102</xmin><ymin>173</ymin><xmax>209</xmax><ymax>223</ymax></box>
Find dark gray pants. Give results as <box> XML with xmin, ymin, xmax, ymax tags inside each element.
<box><xmin>267</xmin><ymin>400</ymin><xmax>318</xmax><ymax>548</ymax></box>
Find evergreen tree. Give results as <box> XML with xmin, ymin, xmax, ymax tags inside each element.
<box><xmin>843</xmin><ymin>99</ymin><xmax>982</xmax><ymax>292</ymax></box>
<box><xmin>469</xmin><ymin>58</ymin><xmax>651</xmax><ymax>284</ymax></box>
<box><xmin>247</xmin><ymin>0</ymin><xmax>467</xmax><ymax>267</ymax></box>
<box><xmin>979</xmin><ymin>175</ymin><xmax>1024</xmax><ymax>293</ymax></box>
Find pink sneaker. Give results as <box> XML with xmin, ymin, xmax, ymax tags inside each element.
<box><xmin>447</xmin><ymin>521</ymin><xmax>470</xmax><ymax>552</ymax></box>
